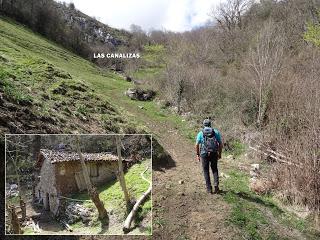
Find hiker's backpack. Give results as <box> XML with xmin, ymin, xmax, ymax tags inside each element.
<box><xmin>201</xmin><ymin>127</ymin><xmax>219</xmax><ymax>156</ymax></box>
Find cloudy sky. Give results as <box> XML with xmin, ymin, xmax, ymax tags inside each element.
<box><xmin>59</xmin><ymin>0</ymin><xmax>221</xmax><ymax>32</ymax></box>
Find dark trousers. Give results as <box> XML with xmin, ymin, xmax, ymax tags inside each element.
<box><xmin>201</xmin><ymin>153</ymin><xmax>219</xmax><ymax>191</ymax></box>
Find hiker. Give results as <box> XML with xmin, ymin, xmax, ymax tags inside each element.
<box><xmin>195</xmin><ymin>119</ymin><xmax>223</xmax><ymax>194</ymax></box>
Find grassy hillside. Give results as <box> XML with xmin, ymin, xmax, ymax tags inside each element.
<box><xmin>0</xmin><ymin>17</ymin><xmax>193</xmax><ymax>138</ymax></box>
<box><xmin>0</xmin><ymin>17</ymin><xmax>136</xmax><ymax>135</ymax></box>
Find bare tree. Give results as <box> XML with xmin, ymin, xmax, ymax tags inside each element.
<box><xmin>246</xmin><ymin>20</ymin><xmax>284</xmax><ymax>126</ymax></box>
<box><xmin>129</xmin><ymin>24</ymin><xmax>149</xmax><ymax>50</ymax></box>
<box><xmin>214</xmin><ymin>0</ymin><xmax>251</xmax><ymax>31</ymax></box>
<box><xmin>211</xmin><ymin>0</ymin><xmax>252</xmax><ymax>63</ymax></box>
<box><xmin>6</xmin><ymin>136</ymin><xmax>31</xmax><ymax>200</ymax></box>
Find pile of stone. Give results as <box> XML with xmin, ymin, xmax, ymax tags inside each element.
<box><xmin>250</xmin><ymin>164</ymin><xmax>260</xmax><ymax>179</ymax></box>
<box><xmin>249</xmin><ymin>164</ymin><xmax>273</xmax><ymax>194</ymax></box>
<box><xmin>65</xmin><ymin>202</ymin><xmax>94</xmax><ymax>224</ymax></box>
<box><xmin>125</xmin><ymin>88</ymin><xmax>155</xmax><ymax>101</ymax></box>
<box><xmin>6</xmin><ymin>184</ymin><xmax>19</xmax><ymax>197</ymax></box>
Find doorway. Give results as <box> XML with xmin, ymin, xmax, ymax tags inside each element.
<box><xmin>44</xmin><ymin>193</ymin><xmax>50</xmax><ymax>211</ymax></box>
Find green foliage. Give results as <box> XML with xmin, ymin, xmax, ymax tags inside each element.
<box><xmin>227</xmin><ymin>139</ymin><xmax>246</xmax><ymax>157</ymax></box>
<box><xmin>6</xmin><ymin>195</ymin><xmax>20</xmax><ymax>205</ymax></box>
<box><xmin>1</xmin><ymin>78</ymin><xmax>33</xmax><ymax>105</ymax></box>
<box><xmin>154</xmin><ymin>217</ymin><xmax>167</xmax><ymax>228</ymax></box>
<box><xmin>222</xmin><ymin>170</ymin><xmax>313</xmax><ymax>239</ymax></box>
<box><xmin>143</xmin><ymin>44</ymin><xmax>166</xmax><ymax>63</ymax></box>
<box><xmin>304</xmin><ymin>14</ymin><xmax>320</xmax><ymax>47</ymax></box>
<box><xmin>76</xmin><ymin>104</ymin><xmax>88</xmax><ymax>115</ymax></box>
<box><xmin>22</xmin><ymin>227</ymin><xmax>35</xmax><ymax>235</ymax></box>
<box><xmin>71</xmin><ymin>160</ymin><xmax>151</xmax><ymax>234</ymax></box>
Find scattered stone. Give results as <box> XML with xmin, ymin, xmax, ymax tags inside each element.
<box><xmin>220</xmin><ymin>172</ymin><xmax>230</xmax><ymax>178</ymax></box>
<box><xmin>179</xmin><ymin>180</ymin><xmax>184</xmax><ymax>184</ymax></box>
<box><xmin>125</xmin><ymin>88</ymin><xmax>156</xmax><ymax>101</ymax></box>
<box><xmin>250</xmin><ymin>170</ymin><xmax>259</xmax><ymax>178</ymax></box>
<box><xmin>226</xmin><ymin>155</ymin><xmax>234</xmax><ymax>160</ymax></box>
<box><xmin>65</xmin><ymin>202</ymin><xmax>94</xmax><ymax>224</ymax></box>
<box><xmin>250</xmin><ymin>164</ymin><xmax>261</xmax><ymax>178</ymax></box>
<box><xmin>161</xmin><ymin>195</ymin><xmax>166</xmax><ymax>200</ymax></box>
<box><xmin>138</xmin><ymin>105</ymin><xmax>144</xmax><ymax>109</ymax></box>
<box><xmin>251</xmin><ymin>164</ymin><xmax>260</xmax><ymax>171</ymax></box>
<box><xmin>10</xmin><ymin>184</ymin><xmax>18</xmax><ymax>190</ymax></box>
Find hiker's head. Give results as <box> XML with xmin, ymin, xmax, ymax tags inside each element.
<box><xmin>203</xmin><ymin>119</ymin><xmax>211</xmax><ymax>127</ymax></box>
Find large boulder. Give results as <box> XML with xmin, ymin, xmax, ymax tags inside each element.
<box><xmin>125</xmin><ymin>88</ymin><xmax>155</xmax><ymax>101</ymax></box>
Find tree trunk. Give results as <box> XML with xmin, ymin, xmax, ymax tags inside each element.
<box><xmin>257</xmin><ymin>78</ymin><xmax>263</xmax><ymax>126</ymax></box>
<box><xmin>116</xmin><ymin>135</ymin><xmax>131</xmax><ymax>211</ymax></box>
<box><xmin>75</xmin><ymin>136</ymin><xmax>107</xmax><ymax>220</ymax></box>
<box><xmin>32</xmin><ymin>135</ymin><xmax>41</xmax><ymax>161</ymax></box>
<box><xmin>19</xmin><ymin>197</ymin><xmax>26</xmax><ymax>222</ymax></box>
<box><xmin>9</xmin><ymin>205</ymin><xmax>21</xmax><ymax>234</ymax></box>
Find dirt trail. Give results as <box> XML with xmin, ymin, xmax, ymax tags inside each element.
<box><xmin>107</xmin><ymin>94</ymin><xmax>241</xmax><ymax>238</ymax></box>
<box><xmin>148</xmin><ymin>120</ymin><xmax>236</xmax><ymax>240</ymax></box>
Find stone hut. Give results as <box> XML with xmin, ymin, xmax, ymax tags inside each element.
<box><xmin>34</xmin><ymin>149</ymin><xmax>120</xmax><ymax>215</ymax></box>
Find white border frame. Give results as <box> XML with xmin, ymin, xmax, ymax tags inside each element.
<box><xmin>4</xmin><ymin>133</ymin><xmax>153</xmax><ymax>236</ymax></box>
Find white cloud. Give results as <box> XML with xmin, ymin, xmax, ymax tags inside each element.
<box><xmin>59</xmin><ymin>0</ymin><xmax>221</xmax><ymax>32</ymax></box>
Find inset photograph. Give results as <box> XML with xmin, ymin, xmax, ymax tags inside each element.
<box><xmin>5</xmin><ymin>134</ymin><xmax>152</xmax><ymax>235</ymax></box>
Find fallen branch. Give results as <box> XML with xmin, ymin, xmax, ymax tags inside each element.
<box><xmin>123</xmin><ymin>165</ymin><xmax>151</xmax><ymax>233</ymax></box>
<box><xmin>123</xmin><ymin>185</ymin><xmax>152</xmax><ymax>233</ymax></box>
<box><xmin>249</xmin><ymin>146</ymin><xmax>302</xmax><ymax>168</ymax></box>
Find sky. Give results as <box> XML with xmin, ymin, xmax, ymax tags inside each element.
<box><xmin>58</xmin><ymin>0</ymin><xmax>222</xmax><ymax>32</ymax></box>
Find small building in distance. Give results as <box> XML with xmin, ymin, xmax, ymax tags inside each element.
<box><xmin>34</xmin><ymin>149</ymin><xmax>120</xmax><ymax>215</ymax></box>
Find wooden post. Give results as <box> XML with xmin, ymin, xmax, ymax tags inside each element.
<box><xmin>116</xmin><ymin>135</ymin><xmax>131</xmax><ymax>211</ymax></box>
<box><xmin>75</xmin><ymin>136</ymin><xmax>107</xmax><ymax>220</ymax></box>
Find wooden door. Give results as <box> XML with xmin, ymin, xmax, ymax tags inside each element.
<box><xmin>75</xmin><ymin>172</ymin><xmax>86</xmax><ymax>191</ymax></box>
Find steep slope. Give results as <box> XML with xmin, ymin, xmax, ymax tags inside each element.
<box><xmin>0</xmin><ymin>17</ymin><xmax>135</xmax><ymax>135</ymax></box>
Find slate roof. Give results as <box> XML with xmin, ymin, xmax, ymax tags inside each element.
<box><xmin>39</xmin><ymin>149</ymin><xmax>118</xmax><ymax>164</ymax></box>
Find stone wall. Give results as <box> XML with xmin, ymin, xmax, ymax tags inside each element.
<box><xmin>55</xmin><ymin>161</ymin><xmax>118</xmax><ymax>195</ymax></box>
<box><xmin>90</xmin><ymin>162</ymin><xmax>118</xmax><ymax>186</ymax></box>
<box><xmin>35</xmin><ymin>158</ymin><xmax>60</xmax><ymax>215</ymax></box>
<box><xmin>36</xmin><ymin>159</ymin><xmax>119</xmax><ymax>215</ymax></box>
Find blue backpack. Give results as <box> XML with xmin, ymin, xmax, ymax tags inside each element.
<box><xmin>201</xmin><ymin>127</ymin><xmax>219</xmax><ymax>156</ymax></box>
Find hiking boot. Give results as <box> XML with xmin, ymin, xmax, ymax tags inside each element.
<box><xmin>207</xmin><ymin>187</ymin><xmax>213</xmax><ymax>194</ymax></box>
<box><xmin>213</xmin><ymin>186</ymin><xmax>220</xmax><ymax>194</ymax></box>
